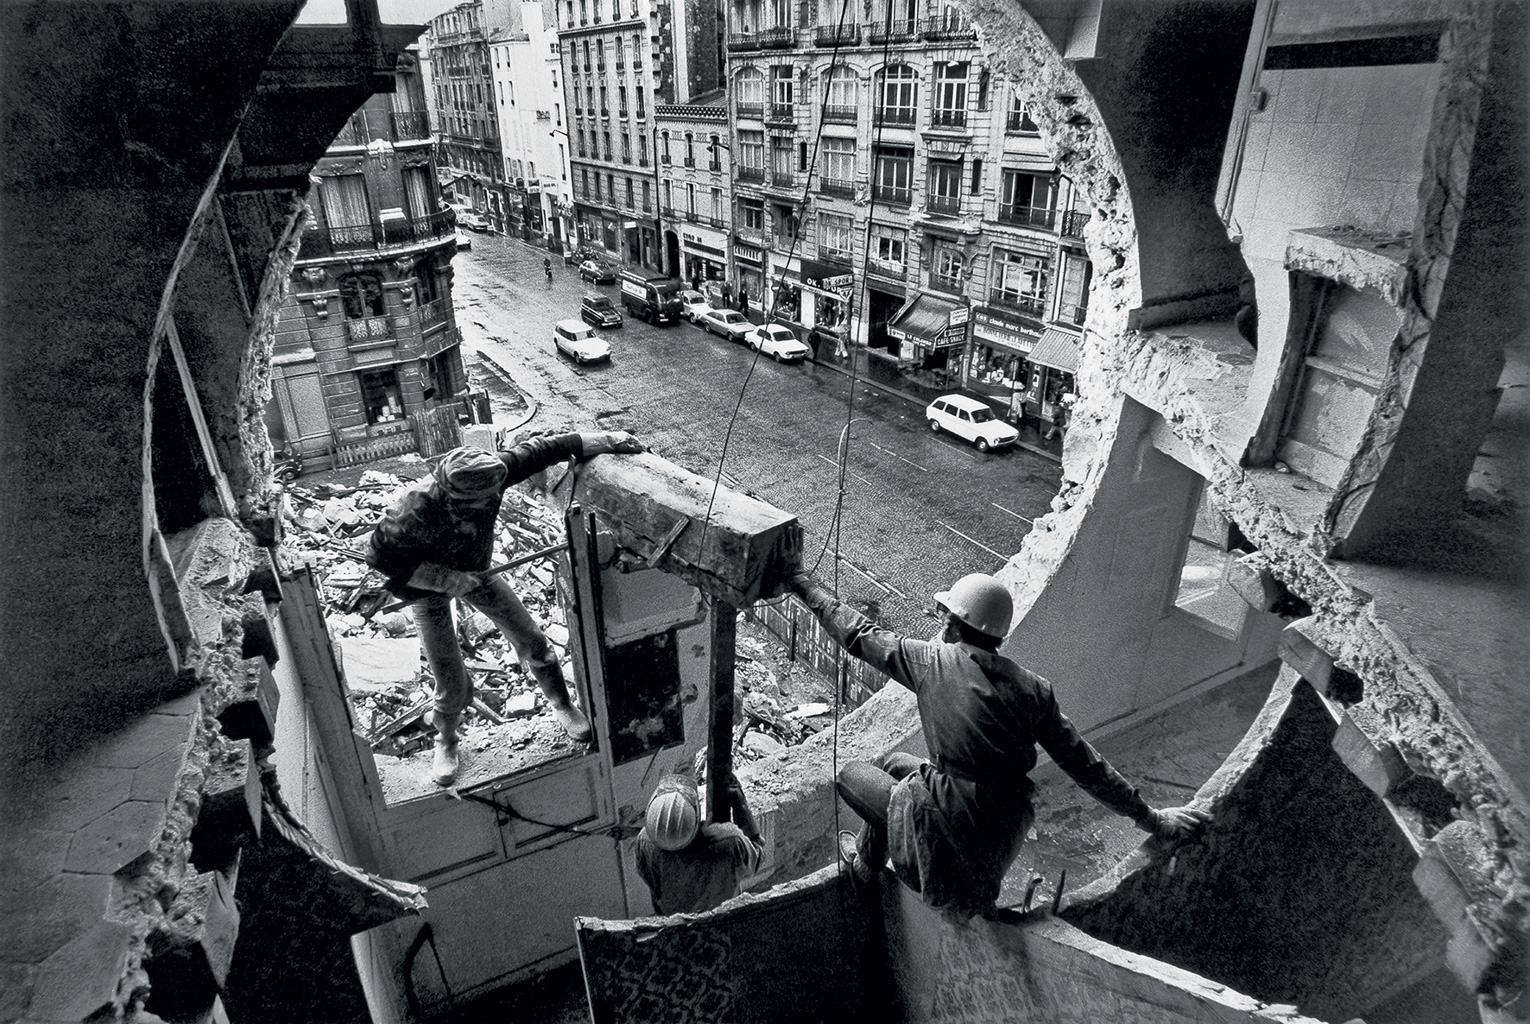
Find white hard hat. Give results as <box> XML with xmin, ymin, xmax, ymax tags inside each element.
<box><xmin>645</xmin><ymin>776</ymin><xmax>700</xmax><ymax>851</ymax></box>
<box><xmin>933</xmin><ymin>573</ymin><xmax>1013</xmax><ymax>639</ymax></box>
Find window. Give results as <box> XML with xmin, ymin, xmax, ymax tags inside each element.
<box><xmin>774</xmin><ymin>204</ymin><xmax>799</xmax><ymax>243</ymax></box>
<box><xmin>402</xmin><ymin>166</ymin><xmax>433</xmax><ymax>219</ymax></box>
<box><xmin>770</xmin><ymin>134</ymin><xmax>794</xmax><ymax>183</ymax></box>
<box><xmin>872</xmin><ymin>224</ymin><xmax>906</xmax><ymax>268</ymax></box>
<box><xmin>607</xmin><ymin>172</ymin><xmax>615</xmax><ymax>199</ymax></box>
<box><xmin>738</xmin><ymin>129</ymin><xmax>765</xmax><ymax>178</ymax></box>
<box><xmin>932</xmin><ymin>62</ymin><xmax>967</xmax><ymax>127</ymax></box>
<box><xmin>639</xmin><ymin>133</ymin><xmax>649</xmax><ymax>165</ymax></box>
<box><xmin>618</xmin><ymin>85</ymin><xmax>628</xmax><ymax>116</ymax></box>
<box><xmin>595</xmin><ymin>39</ymin><xmax>605</xmax><ymax>67</ymax></box>
<box><xmin>684</xmin><ymin>133</ymin><xmax>695</xmax><ymax>166</ymax></box>
<box><xmin>416</xmin><ymin>266</ymin><xmax>442</xmax><ymax>306</ymax></box>
<box><xmin>771</xmin><ymin>65</ymin><xmax>794</xmax><ymax>109</ymax></box>
<box><xmin>555</xmin><ymin>102</ymin><xmax>562</xmax><ymax>125</ymax></box>
<box><xmin>735</xmin><ymin>68</ymin><xmax>766</xmax><ymax>116</ymax></box>
<box><xmin>576</xmin><ymin>127</ymin><xmax>587</xmax><ymax>157</ymax></box>
<box><xmin>976</xmin><ymin>68</ymin><xmax>989</xmax><ymax>110</ymax></box>
<box><xmin>711</xmin><ymin>187</ymin><xmax>723</xmax><ymax>221</ymax></box>
<box><xmin>318</xmin><ymin>173</ymin><xmax>369</xmax><ymax>228</ymax></box>
<box><xmin>740</xmin><ymin>197</ymin><xmax>765</xmax><ymax>231</ymax></box>
<box><xmin>798</xmin><ymin>140</ymin><xmax>808</xmax><ymax>172</ymax></box>
<box><xmin>662</xmin><ymin>180</ymin><xmax>672</xmax><ymax>212</ymax></box>
<box><xmin>686</xmin><ymin>182</ymin><xmax>697</xmax><ymax>215</ymax></box>
<box><xmin>360</xmin><ymin>368</ymin><xmax>404</xmax><ymax>424</ymax></box>
<box><xmin>602</xmin><ymin>130</ymin><xmax>612</xmax><ymax>160</ymax></box>
<box><xmin>927</xmin><ymin>158</ymin><xmax>962</xmax><ymax>213</ymax></box>
<box><xmin>599</xmin><ymin>85</ymin><xmax>609</xmax><ymax>113</ymax></box>
<box><xmin>824</xmin><ymin>66</ymin><xmax>857</xmax><ymax>120</ymax></box>
<box><xmin>990</xmin><ymin>247</ymin><xmax>1049</xmax><ymax>314</ymax></box>
<box><xmin>559</xmin><ymin>144</ymin><xmax>567</xmax><ymax>178</ymax></box>
<box><xmin>929</xmin><ymin>239</ymin><xmax>964</xmax><ymax>291</ymax></box>
<box><xmin>970</xmin><ymin>157</ymin><xmax>983</xmax><ymax>193</ymax></box>
<box><xmin>1057</xmin><ymin>252</ymin><xmax>1092</xmax><ymax>327</ymax></box>
<box><xmin>873</xmin><ymin>145</ymin><xmax>913</xmax><ymax>204</ymax></box>
<box><xmin>592</xmin><ymin>172</ymin><xmax>601</xmax><ymax>199</ymax></box>
<box><xmin>626</xmin><ymin>177</ymin><xmax>635</xmax><ymax>208</ymax></box>
<box><xmin>583</xmin><ymin>41</ymin><xmax>591</xmax><ymax>71</ymax></box>
<box><xmin>498</xmin><ymin>82</ymin><xmax>505</xmax><ymax>106</ymax></box>
<box><xmin>621</xmin><ymin>131</ymin><xmax>631</xmax><ymax>162</ymax></box>
<box><xmin>1006</xmin><ymin>92</ymin><xmax>1039</xmax><ymax>135</ymax></box>
<box><xmin>821</xmin><ymin>136</ymin><xmax>855</xmax><ymax>189</ymax></box>
<box><xmin>582</xmin><ymin>167</ymin><xmax>590</xmax><ymax>195</ymax></box>
<box><xmin>876</xmin><ymin>65</ymin><xmax>917</xmax><ymax>125</ymax></box>
<box><xmin>586</xmin><ymin>84</ymin><xmax>595</xmax><ymax>111</ymax></box>
<box><xmin>642</xmin><ymin>179</ymin><xmax>651</xmax><ymax>210</ymax></box>
<box><xmin>339</xmin><ymin>273</ymin><xmax>385</xmax><ymax>318</ymax></box>
<box><xmin>636</xmin><ymin>86</ymin><xmax>645</xmax><ymax>117</ymax></box>
<box><xmin>820</xmin><ymin>212</ymin><xmax>853</xmax><ymax>259</ymax></box>
<box><xmin>709</xmin><ymin>135</ymin><xmax>721</xmax><ymax>170</ymax></box>
<box><xmin>999</xmin><ymin>170</ymin><xmax>1055</xmax><ymax>227</ymax></box>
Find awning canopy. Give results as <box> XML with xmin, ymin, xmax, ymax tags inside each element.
<box><xmin>1029</xmin><ymin>328</ymin><xmax>1080</xmax><ymax>372</ymax></box>
<box><xmin>888</xmin><ymin>294</ymin><xmax>962</xmax><ymax>345</ymax></box>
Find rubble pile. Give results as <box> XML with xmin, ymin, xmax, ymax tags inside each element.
<box><xmin>280</xmin><ymin>467</ymin><xmax>579</xmax><ymax>771</ymax></box>
<box><xmin>730</xmin><ymin>633</ymin><xmax>838</xmax><ymax>761</ymax></box>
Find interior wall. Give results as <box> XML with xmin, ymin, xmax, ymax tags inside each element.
<box><xmin>1004</xmin><ymin>395</ymin><xmax>1280</xmax><ymax>731</ymax></box>
<box><xmin>1063</xmin><ymin>681</ymin><xmax>1474</xmax><ymax>1024</ymax></box>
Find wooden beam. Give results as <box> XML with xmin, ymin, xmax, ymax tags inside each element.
<box><xmin>707</xmin><ymin>601</ymin><xmax>737</xmax><ymax>824</ymax></box>
<box><xmin>164</xmin><ymin>315</ymin><xmax>239</xmax><ymax>518</ymax></box>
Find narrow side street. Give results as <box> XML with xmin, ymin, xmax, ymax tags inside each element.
<box><xmin>453</xmin><ymin>232</ymin><xmax>1063</xmax><ymax>636</ymax></box>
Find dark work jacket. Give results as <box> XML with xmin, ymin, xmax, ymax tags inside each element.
<box><xmin>366</xmin><ymin>433</ymin><xmax>584</xmax><ymax>601</ymax></box>
<box><xmin>799</xmin><ymin>584</ymin><xmax>1153</xmax><ymax>914</ymax></box>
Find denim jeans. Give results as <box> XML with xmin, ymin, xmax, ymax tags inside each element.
<box><xmin>412</xmin><ymin>575</ymin><xmax>564</xmax><ymax>718</ymax></box>
<box><xmin>836</xmin><ymin>751</ymin><xmax>923</xmax><ymax>872</ymax></box>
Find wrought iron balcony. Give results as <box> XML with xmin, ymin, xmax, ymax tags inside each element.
<box><xmin>926</xmin><ymin>193</ymin><xmax>960</xmax><ymax>214</ymax></box>
<box><xmin>771</xmin><ymin>170</ymin><xmax>795</xmax><ymax>187</ymax></box>
<box><xmin>1061</xmin><ymin>209</ymin><xmax>1091</xmax><ymax>238</ymax></box>
<box><xmin>996</xmin><ymin>203</ymin><xmax>1055</xmax><ymax>229</ymax></box>
<box><xmin>868</xmin><ymin>17</ymin><xmax>916</xmax><ymax>43</ymax></box>
<box><xmin>1006</xmin><ymin>109</ymin><xmax>1040</xmax><ymax>134</ymax></box>
<box><xmin>872</xmin><ymin>184</ymin><xmax>911</xmax><ymax>206</ymax></box>
<box><xmin>929</xmin><ymin>273</ymin><xmax>963</xmax><ymax>294</ymax></box>
<box><xmin>818</xmin><ymin>178</ymin><xmax>855</xmax><ymax>198</ymax></box>
<box><xmin>737</xmin><ymin>166</ymin><xmax>766</xmax><ymax>183</ymax></box>
<box><xmin>300</xmin><ymin>210</ymin><xmax>457</xmax><ymax>259</ymax></box>
<box><xmin>758</xmin><ymin>26</ymin><xmax>796</xmax><ymax>48</ymax></box>
<box><xmin>874</xmin><ymin>107</ymin><xmax>916</xmax><ymax>127</ymax></box>
<box><xmin>735</xmin><ymin>102</ymin><xmax>765</xmax><ymax>119</ymax></box>
<box><xmin>989</xmin><ymin>289</ymin><xmax>1045</xmax><ymax>316</ymax></box>
<box><xmin>767</xmin><ymin>103</ymin><xmax>797</xmax><ymax>123</ymax></box>
<box><xmin>814</xmin><ymin>22</ymin><xmax>860</xmax><ymax>45</ymax></box>
<box><xmin>331</xmin><ymin>109</ymin><xmax>435</xmax><ymax>147</ymax></box>
<box><xmin>922</xmin><ymin>13</ymin><xmax>974</xmax><ymax>39</ymax></box>
<box><xmin>1057</xmin><ymin>301</ymin><xmax>1088</xmax><ymax>327</ymax></box>
<box><xmin>822</xmin><ymin>104</ymin><xmax>857</xmax><ymax>124</ymax></box>
<box><xmin>929</xmin><ymin>108</ymin><xmax>967</xmax><ymax>129</ymax></box>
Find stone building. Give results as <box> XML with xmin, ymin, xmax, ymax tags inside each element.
<box><xmin>423</xmin><ymin>3</ymin><xmax>508</xmax><ymax>230</ymax></box>
<box><xmin>267</xmin><ymin>52</ymin><xmax>468</xmax><ymax>471</ymax></box>
<box><xmin>654</xmin><ymin>93</ymin><xmax>732</xmax><ymax>284</ymax></box>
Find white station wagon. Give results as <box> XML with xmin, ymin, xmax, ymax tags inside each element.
<box><xmin>553</xmin><ymin>318</ymin><xmax>611</xmax><ymax>364</ymax></box>
<box><xmin>926</xmin><ymin>394</ymin><xmax>1019</xmax><ymax>452</ymax></box>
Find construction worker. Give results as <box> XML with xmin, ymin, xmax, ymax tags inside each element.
<box><xmin>788</xmin><ymin>570</ymin><xmax>1211</xmax><ymax>917</ymax></box>
<box><xmin>635</xmin><ymin>767</ymin><xmax>763</xmax><ymax>916</ymax></box>
<box><xmin>368</xmin><ymin>434</ymin><xmax>642</xmax><ymax>786</ymax></box>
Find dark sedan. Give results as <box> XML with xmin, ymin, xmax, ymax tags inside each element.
<box><xmin>579</xmin><ymin>258</ymin><xmax>617</xmax><ymax>285</ymax></box>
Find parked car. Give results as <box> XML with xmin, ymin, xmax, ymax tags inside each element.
<box><xmin>579</xmin><ymin>258</ymin><xmax>617</xmax><ymax>284</ymax></box>
<box><xmin>580</xmin><ymin>292</ymin><xmax>623</xmax><ymax>328</ymax></box>
<box><xmin>697</xmin><ymin>308</ymin><xmax>753</xmax><ymax>342</ymax></box>
<box><xmin>455</xmin><ymin>230</ymin><xmax>472</xmax><ymax>250</ymax></box>
<box><xmin>455</xmin><ymin>208</ymin><xmax>490</xmax><ymax>232</ymax></box>
<box><xmin>554</xmin><ymin>318</ymin><xmax>611</xmax><ymax>364</ymax></box>
<box><xmin>677</xmin><ymin>289</ymin><xmax>713</xmax><ymax>323</ymax></box>
<box><xmin>746</xmin><ymin>323</ymin><xmax>811</xmax><ymax>363</ymax></box>
<box><xmin>926</xmin><ymin>394</ymin><xmax>1020</xmax><ymax>452</ymax></box>
<box><xmin>618</xmin><ymin>268</ymin><xmax>685</xmax><ymax>324</ymax></box>
<box><xmin>562</xmin><ymin>244</ymin><xmax>600</xmax><ymax>267</ymax></box>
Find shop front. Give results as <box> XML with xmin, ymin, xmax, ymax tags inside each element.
<box><xmin>733</xmin><ymin>243</ymin><xmax>765</xmax><ymax>312</ymax></box>
<box><xmin>1026</xmin><ymin>327</ymin><xmax>1081</xmax><ymax>423</ymax></box>
<box><xmin>965</xmin><ymin>305</ymin><xmax>1044</xmax><ymax>421</ymax></box>
<box><xmin>680</xmin><ymin>228</ymin><xmax>729</xmax><ymax>288</ymax></box>
<box><xmin>884</xmin><ymin>293</ymin><xmax>968</xmax><ymax>396</ymax></box>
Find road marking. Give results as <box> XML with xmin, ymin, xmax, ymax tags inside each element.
<box><xmin>990</xmin><ymin>502</ymin><xmax>1033</xmax><ymax>524</ymax></box>
<box><xmin>868</xmin><ymin>441</ymin><xmax>929</xmax><ymax>473</ymax></box>
<box><xmin>719</xmin><ymin>470</ymin><xmax>738</xmax><ymax>488</ymax></box>
<box><xmin>937</xmin><ymin>521</ymin><xmax>1005</xmax><ymax>558</ymax></box>
<box><xmin>826</xmin><ymin>554</ymin><xmax>907</xmax><ymax>599</ymax></box>
<box><xmin>930</xmin><ymin>437</ymin><xmax>980</xmax><ymax>463</ymax></box>
<box><xmin>814</xmin><ymin>453</ymin><xmax>873</xmax><ymax>487</ymax></box>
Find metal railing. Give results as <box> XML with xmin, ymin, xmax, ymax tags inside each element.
<box><xmin>1061</xmin><ymin>209</ymin><xmax>1091</xmax><ymax>238</ymax></box>
<box><xmin>768</xmin><ymin>103</ymin><xmax>796</xmax><ymax>122</ymax></box>
<box><xmin>331</xmin><ymin>109</ymin><xmax>434</xmax><ymax>146</ymax></box>
<box><xmin>736</xmin><ymin>102</ymin><xmax>765</xmax><ymax>119</ymax></box>
<box><xmin>300</xmin><ymin>210</ymin><xmax>457</xmax><ymax>259</ymax></box>
<box><xmin>929</xmin><ymin>273</ymin><xmax>963</xmax><ymax>293</ymax></box>
<box><xmin>814</xmin><ymin>23</ymin><xmax>860</xmax><ymax>45</ymax></box>
<box><xmin>868</xmin><ymin>18</ymin><xmax>917</xmax><ymax>42</ymax></box>
<box><xmin>418</xmin><ymin>297</ymin><xmax>451</xmax><ymax>329</ymax></box>
<box><xmin>346</xmin><ymin>315</ymin><xmax>393</xmax><ymax>342</ymax></box>
<box><xmin>922</xmin><ymin>13</ymin><xmax>974</xmax><ymax>38</ymax></box>
<box><xmin>874</xmin><ymin>107</ymin><xmax>916</xmax><ymax>127</ymax></box>
<box><xmin>989</xmin><ymin>289</ymin><xmax>1045</xmax><ymax>315</ymax></box>
<box><xmin>737</xmin><ymin>166</ymin><xmax>766</xmax><ymax>182</ymax></box>
<box><xmin>759</xmin><ymin>26</ymin><xmax>796</xmax><ymax>48</ymax></box>
<box><xmin>873</xmin><ymin>183</ymin><xmax>911</xmax><ymax>206</ymax></box>
<box><xmin>822</xmin><ymin>104</ymin><xmax>857</xmax><ymax>124</ymax></box>
<box><xmin>818</xmin><ymin>178</ymin><xmax>855</xmax><ymax>197</ymax></box>
<box><xmin>930</xmin><ymin>108</ymin><xmax>967</xmax><ymax>129</ymax></box>
<box><xmin>996</xmin><ymin>203</ymin><xmax>1055</xmax><ymax>229</ymax></box>
<box><xmin>1057</xmin><ymin>300</ymin><xmax>1088</xmax><ymax>326</ymax></box>
<box><xmin>868</xmin><ymin>260</ymin><xmax>906</xmax><ymax>279</ymax></box>
<box><xmin>926</xmin><ymin>193</ymin><xmax>960</xmax><ymax>214</ymax></box>
<box><xmin>771</xmin><ymin>170</ymin><xmax>795</xmax><ymax>187</ymax></box>
<box><xmin>1005</xmin><ymin>109</ymin><xmax>1039</xmax><ymax>134</ymax></box>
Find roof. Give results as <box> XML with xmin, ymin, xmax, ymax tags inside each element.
<box><xmin>1029</xmin><ymin>328</ymin><xmax>1080</xmax><ymax>372</ymax></box>
<box><xmin>557</xmin><ymin>318</ymin><xmax>592</xmax><ymax>332</ymax></box>
<box><xmin>932</xmin><ymin>393</ymin><xmax>988</xmax><ymax>411</ymax></box>
<box><xmin>890</xmin><ymin>293</ymin><xmax>962</xmax><ymax>343</ymax></box>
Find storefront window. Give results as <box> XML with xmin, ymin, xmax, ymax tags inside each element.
<box><xmin>360</xmin><ymin>368</ymin><xmax>404</xmax><ymax>424</ymax></box>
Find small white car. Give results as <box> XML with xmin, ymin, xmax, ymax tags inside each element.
<box><xmin>553</xmin><ymin>318</ymin><xmax>611</xmax><ymax>364</ymax></box>
<box><xmin>455</xmin><ymin>208</ymin><xmax>490</xmax><ymax>232</ymax></box>
<box><xmin>697</xmin><ymin>308</ymin><xmax>753</xmax><ymax>342</ymax></box>
<box><xmin>926</xmin><ymin>394</ymin><xmax>1019</xmax><ymax>452</ymax></box>
<box><xmin>746</xmin><ymin>323</ymin><xmax>811</xmax><ymax>363</ymax></box>
<box><xmin>677</xmin><ymin>288</ymin><xmax>713</xmax><ymax>323</ymax></box>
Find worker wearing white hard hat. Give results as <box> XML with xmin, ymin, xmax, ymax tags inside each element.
<box><xmin>789</xmin><ymin>569</ymin><xmax>1211</xmax><ymax>918</ymax></box>
<box><xmin>635</xmin><ymin>767</ymin><xmax>763</xmax><ymax>915</ymax></box>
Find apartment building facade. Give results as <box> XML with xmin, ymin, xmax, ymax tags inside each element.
<box><xmin>424</xmin><ymin>3</ymin><xmax>508</xmax><ymax>229</ymax></box>
<box><xmin>725</xmin><ymin>0</ymin><xmax>1093</xmax><ymax>424</ymax></box>
<box><xmin>268</xmin><ymin>63</ymin><xmax>467</xmax><ymax>468</ymax></box>
<box><xmin>654</xmin><ymin>94</ymin><xmax>731</xmax><ymax>285</ymax></box>
<box><xmin>487</xmin><ymin>0</ymin><xmax>577</xmax><ymax>249</ymax></box>
<box><xmin>557</xmin><ymin>0</ymin><xmax>722</xmax><ymax>269</ymax></box>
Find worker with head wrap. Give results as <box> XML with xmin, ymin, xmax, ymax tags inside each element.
<box><xmin>635</xmin><ymin>766</ymin><xmax>763</xmax><ymax>915</ymax></box>
<box><xmin>789</xmin><ymin>569</ymin><xmax>1211</xmax><ymax>918</ymax></box>
<box><xmin>367</xmin><ymin>432</ymin><xmax>642</xmax><ymax>786</ymax></box>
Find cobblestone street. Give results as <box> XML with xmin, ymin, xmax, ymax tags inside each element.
<box><xmin>452</xmin><ymin>233</ymin><xmax>1063</xmax><ymax>635</ymax></box>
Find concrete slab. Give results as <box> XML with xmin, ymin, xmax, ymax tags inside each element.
<box><xmin>63</xmin><ymin>799</ymin><xmax>170</xmax><ymax>875</ymax></box>
<box><xmin>337</xmin><ymin>635</ymin><xmax>421</xmax><ymax>689</ymax></box>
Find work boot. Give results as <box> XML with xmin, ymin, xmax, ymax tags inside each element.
<box><xmin>546</xmin><ymin>698</ymin><xmax>593</xmax><ymax>744</ymax></box>
<box><xmin>838</xmin><ymin>830</ymin><xmax>874</xmax><ymax>887</ymax></box>
<box><xmin>431</xmin><ymin>712</ymin><xmax>460</xmax><ymax>787</ymax></box>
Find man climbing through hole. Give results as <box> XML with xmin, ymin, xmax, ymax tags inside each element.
<box><xmin>635</xmin><ymin>764</ymin><xmax>763</xmax><ymax>915</ymax></box>
<box><xmin>368</xmin><ymin>434</ymin><xmax>643</xmax><ymax>786</ymax></box>
<box><xmin>788</xmin><ymin>570</ymin><xmax>1211</xmax><ymax>918</ymax></box>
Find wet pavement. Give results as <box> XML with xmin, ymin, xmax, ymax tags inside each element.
<box><xmin>449</xmin><ymin>233</ymin><xmax>1063</xmax><ymax>637</ymax></box>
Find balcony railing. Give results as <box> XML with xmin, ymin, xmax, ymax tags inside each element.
<box><xmin>632</xmin><ymin>58</ymin><xmax>644</xmax><ymax>70</ymax></box>
<box><xmin>707</xmin><ymin>214</ymin><xmax>728</xmax><ymax>228</ymax></box>
<box><xmin>771</xmin><ymin>170</ymin><xmax>795</xmax><ymax>187</ymax></box>
<box><xmin>1057</xmin><ymin>301</ymin><xmax>1088</xmax><ymax>327</ymax></box>
<box><xmin>768</xmin><ymin>103</ymin><xmax>796</xmax><ymax>123</ymax></box>
<box><xmin>868</xmin><ymin>17</ymin><xmax>917</xmax><ymax>42</ymax></box>
<box><xmin>346</xmin><ymin>315</ymin><xmax>393</xmax><ymax>342</ymax></box>
<box><xmin>874</xmin><ymin>107</ymin><xmax>916</xmax><ymax>127</ymax></box>
<box><xmin>728</xmin><ymin>27</ymin><xmax>795</xmax><ymax>50</ymax></box>
<box><xmin>822</xmin><ymin>104</ymin><xmax>857</xmax><ymax>124</ymax></box>
<box><xmin>685</xmin><ymin>209</ymin><xmax>700</xmax><ymax>222</ymax></box>
<box><xmin>926</xmin><ymin>193</ymin><xmax>961</xmax><ymax>214</ymax></box>
<box><xmin>615</xmin><ymin>59</ymin><xmax>625</xmax><ymax>70</ymax></box>
<box><xmin>929</xmin><ymin>273</ymin><xmax>963</xmax><ymax>293</ymax></box>
<box><xmin>419</xmin><ymin>297</ymin><xmax>451</xmax><ymax>329</ymax></box>
<box><xmin>1005</xmin><ymin>109</ymin><xmax>1039</xmax><ymax>134</ymax></box>
<box><xmin>818</xmin><ymin>178</ymin><xmax>855</xmax><ymax>197</ymax></box>
<box><xmin>738</xmin><ymin>166</ymin><xmax>766</xmax><ymax>183</ymax></box>
<box><xmin>735</xmin><ymin>225</ymin><xmax>769</xmax><ymax>246</ymax></box>
<box><xmin>1061</xmin><ymin>209</ymin><xmax>1091</xmax><ymax>238</ymax></box>
<box><xmin>814</xmin><ymin>23</ymin><xmax>860</xmax><ymax>45</ymax></box>
<box><xmin>922</xmin><ymin>13</ymin><xmax>974</xmax><ymax>39</ymax></box>
<box><xmin>989</xmin><ymin>290</ymin><xmax>1045</xmax><ymax>316</ymax></box>
<box><xmin>930</xmin><ymin>108</ymin><xmax>967</xmax><ymax>129</ymax></box>
<box><xmin>868</xmin><ymin>259</ymin><xmax>905</xmax><ymax>279</ymax></box>
<box><xmin>997</xmin><ymin>203</ymin><xmax>1055</xmax><ymax>228</ymax></box>
<box><xmin>300</xmin><ymin>210</ymin><xmax>457</xmax><ymax>259</ymax></box>
<box><xmin>873</xmin><ymin>184</ymin><xmax>911</xmax><ymax>206</ymax></box>
<box><xmin>331</xmin><ymin>109</ymin><xmax>435</xmax><ymax>146</ymax></box>
<box><xmin>683</xmin><ymin>156</ymin><xmax>696</xmax><ymax>167</ymax></box>
<box><xmin>736</xmin><ymin>102</ymin><xmax>765</xmax><ymax>119</ymax></box>
<box><xmin>661</xmin><ymin>152</ymin><xmax>671</xmax><ymax>164</ymax></box>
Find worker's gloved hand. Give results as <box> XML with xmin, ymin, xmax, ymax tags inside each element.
<box><xmin>1148</xmin><ymin>806</ymin><xmax>1211</xmax><ymax>842</ymax></box>
<box><xmin>409</xmin><ymin>561</ymin><xmax>480</xmax><ymax>597</ymax></box>
<box><xmin>579</xmin><ymin>430</ymin><xmax>643</xmax><ymax>457</ymax></box>
<box><xmin>787</xmin><ymin>571</ymin><xmax>818</xmax><ymax>598</ymax></box>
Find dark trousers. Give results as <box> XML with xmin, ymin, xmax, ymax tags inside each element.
<box><xmin>836</xmin><ymin>751</ymin><xmax>923</xmax><ymax>875</ymax></box>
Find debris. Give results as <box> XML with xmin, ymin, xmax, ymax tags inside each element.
<box><xmin>473</xmin><ymin>697</ymin><xmax>507</xmax><ymax>724</ymax></box>
<box><xmin>785</xmin><ymin>702</ymin><xmax>831</xmax><ymax>719</ymax></box>
<box><xmin>339</xmin><ymin>636</ymin><xmax>421</xmax><ymax>689</ymax></box>
<box><xmin>503</xmin><ymin>692</ymin><xmax>539</xmax><ymax>717</ymax></box>
<box><xmin>742</xmin><ymin>732</ymin><xmax>786</xmax><ymax>757</ymax></box>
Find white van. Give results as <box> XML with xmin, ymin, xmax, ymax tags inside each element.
<box><xmin>553</xmin><ymin>318</ymin><xmax>611</xmax><ymax>364</ymax></box>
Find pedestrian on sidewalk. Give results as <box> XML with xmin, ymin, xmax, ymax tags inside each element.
<box><xmin>787</xmin><ymin>569</ymin><xmax>1211</xmax><ymax>918</ymax></box>
<box><xmin>367</xmin><ymin>434</ymin><xmax>643</xmax><ymax>786</ymax></box>
<box><xmin>737</xmin><ymin>284</ymin><xmax>749</xmax><ymax>317</ymax></box>
<box><xmin>635</xmin><ymin>765</ymin><xmax>764</xmax><ymax>915</ymax></box>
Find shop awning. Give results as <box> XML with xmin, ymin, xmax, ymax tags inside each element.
<box><xmin>1029</xmin><ymin>328</ymin><xmax>1080</xmax><ymax>372</ymax></box>
<box><xmin>888</xmin><ymin>294</ymin><xmax>963</xmax><ymax>346</ymax></box>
